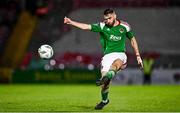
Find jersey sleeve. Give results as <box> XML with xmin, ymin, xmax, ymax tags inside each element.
<box><xmin>126</xmin><ymin>31</ymin><xmax>134</xmax><ymax>39</ymax></box>
<box><xmin>120</xmin><ymin>21</ymin><xmax>135</xmax><ymax>39</ymax></box>
<box><xmin>91</xmin><ymin>22</ymin><xmax>105</xmax><ymax>32</ymax></box>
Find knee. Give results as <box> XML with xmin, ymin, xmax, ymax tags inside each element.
<box><xmin>120</xmin><ymin>63</ymin><xmax>127</xmax><ymax>70</ymax></box>
<box><xmin>101</xmin><ymin>71</ymin><xmax>108</xmax><ymax>77</ymax></box>
<box><xmin>111</xmin><ymin>59</ymin><xmax>124</xmax><ymax>71</ymax></box>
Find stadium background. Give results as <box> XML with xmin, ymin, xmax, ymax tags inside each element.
<box><xmin>0</xmin><ymin>0</ymin><xmax>180</xmax><ymax>112</ymax></box>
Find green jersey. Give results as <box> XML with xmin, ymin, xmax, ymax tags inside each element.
<box><xmin>91</xmin><ymin>20</ymin><xmax>134</xmax><ymax>55</ymax></box>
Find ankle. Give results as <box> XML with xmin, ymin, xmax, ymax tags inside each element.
<box><xmin>102</xmin><ymin>100</ymin><xmax>108</xmax><ymax>103</ymax></box>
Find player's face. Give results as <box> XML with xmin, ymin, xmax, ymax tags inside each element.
<box><xmin>103</xmin><ymin>13</ymin><xmax>116</xmax><ymax>26</ymax></box>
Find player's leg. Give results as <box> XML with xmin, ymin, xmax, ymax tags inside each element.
<box><xmin>96</xmin><ymin>71</ymin><xmax>110</xmax><ymax>86</ymax></box>
<box><xmin>96</xmin><ymin>59</ymin><xmax>125</xmax><ymax>86</ymax></box>
<box><xmin>95</xmin><ymin>75</ymin><xmax>110</xmax><ymax>110</ymax></box>
<box><xmin>105</xmin><ymin>59</ymin><xmax>124</xmax><ymax>80</ymax></box>
<box><xmin>144</xmin><ymin>74</ymin><xmax>151</xmax><ymax>84</ymax></box>
<box><xmin>95</xmin><ymin>53</ymin><xmax>127</xmax><ymax>110</ymax></box>
<box><xmin>95</xmin><ymin>59</ymin><xmax>124</xmax><ymax>110</ymax></box>
<box><xmin>100</xmin><ymin>72</ymin><xmax>110</xmax><ymax>102</ymax></box>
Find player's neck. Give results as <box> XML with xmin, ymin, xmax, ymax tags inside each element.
<box><xmin>113</xmin><ymin>20</ymin><xmax>120</xmax><ymax>26</ymax></box>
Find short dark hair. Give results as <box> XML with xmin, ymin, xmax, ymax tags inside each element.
<box><xmin>103</xmin><ymin>8</ymin><xmax>115</xmax><ymax>15</ymax></box>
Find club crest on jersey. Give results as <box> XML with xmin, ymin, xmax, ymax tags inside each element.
<box><xmin>119</xmin><ymin>28</ymin><xmax>124</xmax><ymax>33</ymax></box>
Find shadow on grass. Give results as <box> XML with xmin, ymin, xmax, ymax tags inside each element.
<box><xmin>70</xmin><ymin>105</ymin><xmax>95</xmax><ymax>111</ymax></box>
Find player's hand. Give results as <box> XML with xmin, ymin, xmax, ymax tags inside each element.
<box><xmin>64</xmin><ymin>17</ymin><xmax>72</xmax><ymax>24</ymax></box>
<box><xmin>136</xmin><ymin>56</ymin><xmax>143</xmax><ymax>69</ymax></box>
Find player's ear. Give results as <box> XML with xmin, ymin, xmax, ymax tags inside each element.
<box><xmin>113</xmin><ymin>13</ymin><xmax>117</xmax><ymax>19</ymax></box>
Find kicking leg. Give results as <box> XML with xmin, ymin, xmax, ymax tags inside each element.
<box><xmin>96</xmin><ymin>59</ymin><xmax>124</xmax><ymax>86</ymax></box>
<box><xmin>105</xmin><ymin>59</ymin><xmax>124</xmax><ymax>79</ymax></box>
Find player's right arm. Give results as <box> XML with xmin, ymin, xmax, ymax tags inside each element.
<box><xmin>64</xmin><ymin>17</ymin><xmax>91</xmax><ymax>30</ymax></box>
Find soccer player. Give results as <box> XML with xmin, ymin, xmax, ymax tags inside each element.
<box><xmin>64</xmin><ymin>8</ymin><xmax>143</xmax><ymax>110</ymax></box>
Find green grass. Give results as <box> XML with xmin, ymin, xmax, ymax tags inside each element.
<box><xmin>0</xmin><ymin>84</ymin><xmax>180</xmax><ymax>112</ymax></box>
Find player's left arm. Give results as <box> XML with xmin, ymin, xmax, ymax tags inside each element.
<box><xmin>123</xmin><ymin>21</ymin><xmax>143</xmax><ymax>69</ymax></box>
<box><xmin>130</xmin><ymin>37</ymin><xmax>143</xmax><ymax>69</ymax></box>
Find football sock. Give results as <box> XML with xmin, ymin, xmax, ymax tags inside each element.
<box><xmin>101</xmin><ymin>90</ymin><xmax>108</xmax><ymax>102</ymax></box>
<box><xmin>105</xmin><ymin>70</ymin><xmax>116</xmax><ymax>80</ymax></box>
<box><xmin>102</xmin><ymin>99</ymin><xmax>108</xmax><ymax>103</ymax></box>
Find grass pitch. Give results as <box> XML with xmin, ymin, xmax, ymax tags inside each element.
<box><xmin>0</xmin><ymin>84</ymin><xmax>180</xmax><ymax>112</ymax></box>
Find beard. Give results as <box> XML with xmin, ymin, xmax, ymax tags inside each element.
<box><xmin>106</xmin><ymin>19</ymin><xmax>116</xmax><ymax>27</ymax></box>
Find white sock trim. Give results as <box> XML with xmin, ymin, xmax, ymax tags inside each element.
<box><xmin>102</xmin><ymin>100</ymin><xmax>108</xmax><ymax>103</ymax></box>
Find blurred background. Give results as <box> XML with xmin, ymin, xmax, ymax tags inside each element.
<box><xmin>0</xmin><ymin>0</ymin><xmax>180</xmax><ymax>85</ymax></box>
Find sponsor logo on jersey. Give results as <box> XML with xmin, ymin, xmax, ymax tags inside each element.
<box><xmin>110</xmin><ymin>35</ymin><xmax>121</xmax><ymax>41</ymax></box>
